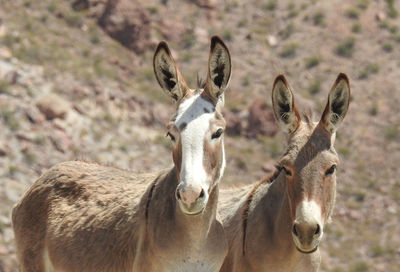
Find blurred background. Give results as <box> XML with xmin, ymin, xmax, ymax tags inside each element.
<box><xmin>0</xmin><ymin>0</ymin><xmax>399</xmax><ymax>271</ymax></box>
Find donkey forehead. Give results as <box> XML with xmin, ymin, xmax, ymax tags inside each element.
<box><xmin>174</xmin><ymin>92</ymin><xmax>218</xmax><ymax>130</ymax></box>
<box><xmin>283</xmin><ymin>122</ymin><xmax>338</xmax><ymax>168</ymax></box>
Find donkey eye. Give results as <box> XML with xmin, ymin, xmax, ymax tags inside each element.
<box><xmin>166</xmin><ymin>132</ymin><xmax>176</xmax><ymax>142</ymax></box>
<box><xmin>211</xmin><ymin>128</ymin><xmax>224</xmax><ymax>139</ymax></box>
<box><xmin>282</xmin><ymin>166</ymin><xmax>292</xmax><ymax>176</ymax></box>
<box><xmin>325</xmin><ymin>165</ymin><xmax>336</xmax><ymax>176</ymax></box>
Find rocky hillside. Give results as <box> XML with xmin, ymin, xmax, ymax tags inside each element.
<box><xmin>1</xmin><ymin>0</ymin><xmax>400</xmax><ymax>271</ymax></box>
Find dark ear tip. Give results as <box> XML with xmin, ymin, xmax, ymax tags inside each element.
<box><xmin>210</xmin><ymin>35</ymin><xmax>228</xmax><ymax>51</ymax></box>
<box><xmin>273</xmin><ymin>74</ymin><xmax>289</xmax><ymax>87</ymax></box>
<box><xmin>155</xmin><ymin>41</ymin><xmax>170</xmax><ymax>55</ymax></box>
<box><xmin>336</xmin><ymin>73</ymin><xmax>350</xmax><ymax>85</ymax></box>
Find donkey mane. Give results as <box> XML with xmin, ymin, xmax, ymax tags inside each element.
<box><xmin>241</xmin><ymin>167</ymin><xmax>282</xmax><ymax>255</ymax></box>
<box><xmin>73</xmin><ymin>158</ymin><xmax>128</xmax><ymax>172</ymax></box>
<box><xmin>301</xmin><ymin>109</ymin><xmax>313</xmax><ymax>126</ymax></box>
<box><xmin>145</xmin><ymin>178</ymin><xmax>159</xmax><ymax>221</ymax></box>
<box><xmin>197</xmin><ymin>73</ymin><xmax>207</xmax><ymax>90</ymax></box>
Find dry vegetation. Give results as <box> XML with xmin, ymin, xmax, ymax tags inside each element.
<box><xmin>0</xmin><ymin>0</ymin><xmax>399</xmax><ymax>271</ymax></box>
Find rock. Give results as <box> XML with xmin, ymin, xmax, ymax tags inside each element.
<box><xmin>36</xmin><ymin>94</ymin><xmax>70</xmax><ymax>120</ymax></box>
<box><xmin>73</xmin><ymin>104</ymin><xmax>86</xmax><ymax>115</ymax></box>
<box><xmin>141</xmin><ymin>103</ymin><xmax>171</xmax><ymax>126</ymax></box>
<box><xmin>16</xmin><ymin>132</ymin><xmax>36</xmax><ymax>142</ymax></box>
<box><xmin>0</xmin><ymin>215</ymin><xmax>11</xmax><ymax>226</ymax></box>
<box><xmin>0</xmin><ymin>24</ymin><xmax>7</xmax><ymax>38</ymax></box>
<box><xmin>261</xmin><ymin>162</ymin><xmax>276</xmax><ymax>173</ymax></box>
<box><xmin>72</xmin><ymin>85</ymin><xmax>90</xmax><ymax>99</ymax></box>
<box><xmin>376</xmin><ymin>11</ymin><xmax>386</xmax><ymax>21</ymax></box>
<box><xmin>246</xmin><ymin>97</ymin><xmax>278</xmax><ymax>138</ymax></box>
<box><xmin>72</xmin><ymin>0</ymin><xmax>89</xmax><ymax>11</ymax></box>
<box><xmin>4</xmin><ymin>178</ymin><xmax>26</xmax><ymax>203</ymax></box>
<box><xmin>0</xmin><ymin>246</ymin><xmax>8</xmax><ymax>255</ymax></box>
<box><xmin>0</xmin><ymin>47</ymin><xmax>12</xmax><ymax>59</ymax></box>
<box><xmin>4</xmin><ymin>70</ymin><xmax>20</xmax><ymax>84</ymax></box>
<box><xmin>157</xmin><ymin>19</ymin><xmax>186</xmax><ymax>41</ymax></box>
<box><xmin>0</xmin><ymin>141</ymin><xmax>8</xmax><ymax>156</ymax></box>
<box><xmin>25</xmin><ymin>106</ymin><xmax>46</xmax><ymax>124</ymax></box>
<box><xmin>224</xmin><ymin>109</ymin><xmax>245</xmax><ymax>136</ymax></box>
<box><xmin>193</xmin><ymin>0</ymin><xmax>216</xmax><ymax>9</ymax></box>
<box><xmin>348</xmin><ymin>210</ymin><xmax>362</xmax><ymax>220</ymax></box>
<box><xmin>2</xmin><ymin>227</ymin><xmax>14</xmax><ymax>243</ymax></box>
<box><xmin>49</xmin><ymin>129</ymin><xmax>73</xmax><ymax>153</ymax></box>
<box><xmin>97</xmin><ymin>0</ymin><xmax>151</xmax><ymax>54</ymax></box>
<box><xmin>194</xmin><ymin>27</ymin><xmax>209</xmax><ymax>44</ymax></box>
<box><xmin>267</xmin><ymin>35</ymin><xmax>278</xmax><ymax>47</ymax></box>
<box><xmin>387</xmin><ymin>205</ymin><xmax>397</xmax><ymax>214</ymax></box>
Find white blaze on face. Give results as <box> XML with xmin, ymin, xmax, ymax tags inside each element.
<box><xmin>295</xmin><ymin>200</ymin><xmax>323</xmax><ymax>228</ymax></box>
<box><xmin>293</xmin><ymin>200</ymin><xmax>324</xmax><ymax>251</ymax></box>
<box><xmin>175</xmin><ymin>93</ymin><xmax>221</xmax><ymax>195</ymax></box>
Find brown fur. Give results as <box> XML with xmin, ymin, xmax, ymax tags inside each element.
<box><xmin>12</xmin><ymin>162</ymin><xmax>228</xmax><ymax>272</ymax></box>
<box><xmin>219</xmin><ymin>74</ymin><xmax>350</xmax><ymax>272</ymax></box>
<box><xmin>241</xmin><ymin>168</ymin><xmax>282</xmax><ymax>255</ymax></box>
<box><xmin>12</xmin><ymin>36</ymin><xmax>232</xmax><ymax>272</ymax></box>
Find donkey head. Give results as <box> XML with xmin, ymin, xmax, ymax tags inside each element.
<box><xmin>271</xmin><ymin>73</ymin><xmax>350</xmax><ymax>253</ymax></box>
<box><xmin>153</xmin><ymin>36</ymin><xmax>231</xmax><ymax>215</ymax></box>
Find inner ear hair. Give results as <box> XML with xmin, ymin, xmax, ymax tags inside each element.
<box><xmin>329</xmin><ymin>81</ymin><xmax>349</xmax><ymax>124</ymax></box>
<box><xmin>210</xmin><ymin>49</ymin><xmax>227</xmax><ymax>89</ymax></box>
<box><xmin>153</xmin><ymin>41</ymin><xmax>188</xmax><ymax>101</ymax></box>
<box><xmin>320</xmin><ymin>73</ymin><xmax>350</xmax><ymax>133</ymax></box>
<box><xmin>154</xmin><ymin>50</ymin><xmax>177</xmax><ymax>88</ymax></box>
<box><xmin>207</xmin><ymin>36</ymin><xmax>231</xmax><ymax>96</ymax></box>
<box><xmin>158</xmin><ymin>57</ymin><xmax>177</xmax><ymax>91</ymax></box>
<box><xmin>272</xmin><ymin>75</ymin><xmax>300</xmax><ymax>134</ymax></box>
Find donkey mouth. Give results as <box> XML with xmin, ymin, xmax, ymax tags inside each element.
<box><xmin>183</xmin><ymin>209</ymin><xmax>204</xmax><ymax>216</ymax></box>
<box><xmin>178</xmin><ymin>202</ymin><xmax>206</xmax><ymax>216</ymax></box>
<box><xmin>295</xmin><ymin>245</ymin><xmax>318</xmax><ymax>254</ymax></box>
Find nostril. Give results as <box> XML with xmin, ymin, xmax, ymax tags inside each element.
<box><xmin>314</xmin><ymin>224</ymin><xmax>321</xmax><ymax>235</ymax></box>
<box><xmin>175</xmin><ymin>189</ymin><xmax>181</xmax><ymax>200</ymax></box>
<box><xmin>199</xmin><ymin>189</ymin><xmax>205</xmax><ymax>199</ymax></box>
<box><xmin>292</xmin><ymin>224</ymin><xmax>298</xmax><ymax>237</ymax></box>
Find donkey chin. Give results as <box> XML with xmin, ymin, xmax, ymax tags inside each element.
<box><xmin>178</xmin><ymin>194</ymin><xmax>209</xmax><ymax>216</ymax></box>
<box><xmin>292</xmin><ymin>231</ymin><xmax>323</xmax><ymax>254</ymax></box>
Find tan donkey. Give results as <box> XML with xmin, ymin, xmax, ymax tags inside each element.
<box><xmin>219</xmin><ymin>73</ymin><xmax>350</xmax><ymax>272</ymax></box>
<box><xmin>12</xmin><ymin>36</ymin><xmax>232</xmax><ymax>272</ymax></box>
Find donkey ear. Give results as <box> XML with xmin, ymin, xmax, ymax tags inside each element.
<box><xmin>271</xmin><ymin>75</ymin><xmax>301</xmax><ymax>134</ymax></box>
<box><xmin>319</xmin><ymin>73</ymin><xmax>350</xmax><ymax>134</ymax></box>
<box><xmin>204</xmin><ymin>36</ymin><xmax>231</xmax><ymax>103</ymax></box>
<box><xmin>153</xmin><ymin>41</ymin><xmax>189</xmax><ymax>101</ymax></box>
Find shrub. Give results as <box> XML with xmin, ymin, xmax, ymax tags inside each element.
<box><xmin>358</xmin><ymin>63</ymin><xmax>379</xmax><ymax>79</ymax></box>
<box><xmin>279</xmin><ymin>42</ymin><xmax>298</xmax><ymax>58</ymax></box>
<box><xmin>305</xmin><ymin>56</ymin><xmax>321</xmax><ymax>69</ymax></box>
<box><xmin>288</xmin><ymin>3</ymin><xmax>299</xmax><ymax>18</ymax></box>
<box><xmin>350</xmin><ymin>262</ymin><xmax>369</xmax><ymax>272</ymax></box>
<box><xmin>346</xmin><ymin>8</ymin><xmax>360</xmax><ymax>19</ymax></box>
<box><xmin>352</xmin><ymin>23</ymin><xmax>362</xmax><ymax>33</ymax></box>
<box><xmin>264</xmin><ymin>1</ymin><xmax>277</xmax><ymax>11</ymax></box>
<box><xmin>382</xmin><ymin>42</ymin><xmax>393</xmax><ymax>52</ymax></box>
<box><xmin>386</xmin><ymin>0</ymin><xmax>398</xmax><ymax>18</ymax></box>
<box><xmin>357</xmin><ymin>0</ymin><xmax>370</xmax><ymax>10</ymax></box>
<box><xmin>385</xmin><ymin>127</ymin><xmax>398</xmax><ymax>140</ymax></box>
<box><xmin>280</xmin><ymin>23</ymin><xmax>295</xmax><ymax>39</ymax></box>
<box><xmin>0</xmin><ymin>80</ymin><xmax>10</xmax><ymax>94</ymax></box>
<box><xmin>335</xmin><ymin>37</ymin><xmax>355</xmax><ymax>57</ymax></box>
<box><xmin>223</xmin><ymin>30</ymin><xmax>233</xmax><ymax>42</ymax></box>
<box><xmin>313</xmin><ymin>11</ymin><xmax>325</xmax><ymax>26</ymax></box>
<box><xmin>308</xmin><ymin>79</ymin><xmax>321</xmax><ymax>95</ymax></box>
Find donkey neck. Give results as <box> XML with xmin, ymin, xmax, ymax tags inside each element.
<box><xmin>245</xmin><ymin>173</ymin><xmax>296</xmax><ymax>260</ymax></box>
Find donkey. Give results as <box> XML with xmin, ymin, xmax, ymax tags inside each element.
<box><xmin>12</xmin><ymin>36</ymin><xmax>231</xmax><ymax>272</ymax></box>
<box><xmin>219</xmin><ymin>73</ymin><xmax>350</xmax><ymax>272</ymax></box>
